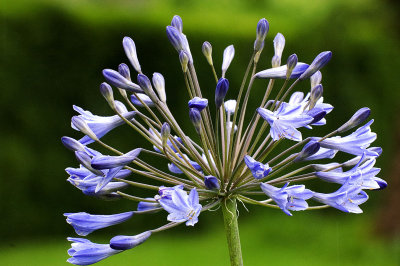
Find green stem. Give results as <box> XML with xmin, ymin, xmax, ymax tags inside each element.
<box><xmin>221</xmin><ymin>197</ymin><xmax>243</xmax><ymax>266</ymax></box>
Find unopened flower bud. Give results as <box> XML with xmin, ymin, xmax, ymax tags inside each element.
<box><xmin>189</xmin><ymin>108</ymin><xmax>202</xmax><ymax>134</ymax></box>
<box><xmin>188</xmin><ymin>97</ymin><xmax>208</xmax><ymax>111</ymax></box>
<box><xmin>91</xmin><ymin>148</ymin><xmax>141</xmax><ymax>170</ymax></box>
<box><xmin>310</xmin><ymin>71</ymin><xmax>322</xmax><ymax>88</ymax></box>
<box><xmin>152</xmin><ymin>73</ymin><xmax>166</xmax><ymax>102</ymax></box>
<box><xmin>99</xmin><ymin>82</ymin><xmax>115</xmax><ymax>108</ymax></box>
<box><xmin>166</xmin><ymin>26</ymin><xmax>184</xmax><ymax>52</ymax></box>
<box><xmin>118</xmin><ymin>63</ymin><xmax>131</xmax><ymax>80</ymax></box>
<box><xmin>272</xmin><ymin>33</ymin><xmax>285</xmax><ymax>67</ymax></box>
<box><xmin>110</xmin><ymin>231</ymin><xmax>151</xmax><ymax>250</ymax></box>
<box><xmin>122</xmin><ymin>37</ymin><xmax>141</xmax><ymax>73</ymax></box>
<box><xmin>294</xmin><ymin>141</ymin><xmax>321</xmax><ymax>162</ymax></box>
<box><xmin>286</xmin><ymin>54</ymin><xmax>298</xmax><ymax>79</ymax></box>
<box><xmin>75</xmin><ymin>151</ymin><xmax>103</xmax><ymax>176</ymax></box>
<box><xmin>224</xmin><ymin>99</ymin><xmax>237</xmax><ymax>115</ymax></box>
<box><xmin>61</xmin><ymin>136</ymin><xmax>85</xmax><ymax>152</ymax></box>
<box><xmin>179</xmin><ymin>51</ymin><xmax>189</xmax><ymax>72</ymax></box>
<box><xmin>171</xmin><ymin>15</ymin><xmax>183</xmax><ymax>33</ymax></box>
<box><xmin>215</xmin><ymin>78</ymin><xmax>229</xmax><ymax>109</ymax></box>
<box><xmin>299</xmin><ymin>51</ymin><xmax>332</xmax><ymax>80</ymax></box>
<box><xmin>202</xmin><ymin>41</ymin><xmax>213</xmax><ymax>66</ymax></box>
<box><xmin>161</xmin><ymin>122</ymin><xmax>171</xmax><ymax>146</ymax></box>
<box><xmin>204</xmin><ymin>175</ymin><xmax>220</xmax><ymax>190</ymax></box>
<box><xmin>255</xmin><ymin>63</ymin><xmax>309</xmax><ymax>79</ymax></box>
<box><xmin>222</xmin><ymin>45</ymin><xmax>235</xmax><ymax>76</ymax></box>
<box><xmin>102</xmin><ymin>69</ymin><xmax>142</xmax><ymax>93</ymax></box>
<box><xmin>337</xmin><ymin>107</ymin><xmax>371</xmax><ymax>133</ymax></box>
<box><xmin>309</xmin><ymin>84</ymin><xmax>323</xmax><ymax>109</ymax></box>
<box><xmin>254</xmin><ymin>18</ymin><xmax>269</xmax><ymax>51</ymax></box>
<box><xmin>137</xmin><ymin>74</ymin><xmax>158</xmax><ymax>103</ymax></box>
<box><xmin>71</xmin><ymin>116</ymin><xmax>98</xmax><ymax>142</ymax></box>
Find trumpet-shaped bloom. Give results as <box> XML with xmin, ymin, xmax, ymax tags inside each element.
<box><xmin>312</xmin><ymin>120</ymin><xmax>378</xmax><ymax>156</ymax></box>
<box><xmin>258</xmin><ymin>103</ymin><xmax>313</xmax><ymax>141</ymax></box>
<box><xmin>316</xmin><ymin>156</ymin><xmax>386</xmax><ymax>190</ymax></box>
<box><xmin>110</xmin><ymin>231</ymin><xmax>152</xmax><ymax>250</ymax></box>
<box><xmin>260</xmin><ymin>183</ymin><xmax>314</xmax><ymax>216</ymax></box>
<box><xmin>64</xmin><ymin>212</ymin><xmax>134</xmax><ymax>236</ymax></box>
<box><xmin>159</xmin><ymin>188</ymin><xmax>202</xmax><ymax>226</ymax></box>
<box><xmin>244</xmin><ymin>155</ymin><xmax>272</xmax><ymax>179</ymax></box>
<box><xmin>312</xmin><ymin>177</ymin><xmax>369</xmax><ymax>213</ymax></box>
<box><xmin>67</xmin><ymin>238</ymin><xmax>121</xmax><ymax>265</ymax></box>
<box><xmin>72</xmin><ymin>105</ymin><xmax>136</xmax><ymax>145</ymax></box>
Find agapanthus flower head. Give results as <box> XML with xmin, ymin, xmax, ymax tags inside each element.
<box><xmin>63</xmin><ymin>15</ymin><xmax>385</xmax><ymax>265</ymax></box>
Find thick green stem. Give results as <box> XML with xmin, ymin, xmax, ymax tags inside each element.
<box><xmin>221</xmin><ymin>197</ymin><xmax>243</xmax><ymax>266</ymax></box>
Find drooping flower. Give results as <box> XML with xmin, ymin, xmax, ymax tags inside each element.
<box><xmin>260</xmin><ymin>183</ymin><xmax>314</xmax><ymax>216</ymax></box>
<box><xmin>64</xmin><ymin>212</ymin><xmax>134</xmax><ymax>236</ymax></box>
<box><xmin>312</xmin><ymin>177</ymin><xmax>369</xmax><ymax>213</ymax></box>
<box><xmin>67</xmin><ymin>238</ymin><xmax>121</xmax><ymax>265</ymax></box>
<box><xmin>72</xmin><ymin>104</ymin><xmax>136</xmax><ymax>145</ymax></box>
<box><xmin>315</xmin><ymin>156</ymin><xmax>386</xmax><ymax>190</ymax></box>
<box><xmin>159</xmin><ymin>188</ymin><xmax>202</xmax><ymax>226</ymax></box>
<box><xmin>313</xmin><ymin>120</ymin><xmax>378</xmax><ymax>156</ymax></box>
<box><xmin>244</xmin><ymin>155</ymin><xmax>272</xmax><ymax>179</ymax></box>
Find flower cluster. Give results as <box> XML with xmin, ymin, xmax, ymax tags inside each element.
<box><xmin>62</xmin><ymin>15</ymin><xmax>386</xmax><ymax>265</ymax></box>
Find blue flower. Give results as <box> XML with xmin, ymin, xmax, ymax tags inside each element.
<box><xmin>255</xmin><ymin>63</ymin><xmax>309</xmax><ymax>79</ymax></box>
<box><xmin>64</xmin><ymin>212</ymin><xmax>134</xmax><ymax>236</ymax></box>
<box><xmin>110</xmin><ymin>231</ymin><xmax>151</xmax><ymax>250</ymax></box>
<box><xmin>159</xmin><ymin>187</ymin><xmax>202</xmax><ymax>226</ymax></box>
<box><xmin>316</xmin><ymin>156</ymin><xmax>386</xmax><ymax>190</ymax></box>
<box><xmin>244</xmin><ymin>155</ymin><xmax>272</xmax><ymax>179</ymax></box>
<box><xmin>303</xmin><ymin>147</ymin><xmax>337</xmax><ymax>161</ymax></box>
<box><xmin>312</xmin><ymin>177</ymin><xmax>369</xmax><ymax>213</ymax></box>
<box><xmin>299</xmin><ymin>51</ymin><xmax>332</xmax><ymax>80</ymax></box>
<box><xmin>313</xmin><ymin>120</ymin><xmax>378</xmax><ymax>156</ymax></box>
<box><xmin>215</xmin><ymin>78</ymin><xmax>229</xmax><ymax>109</ymax></box>
<box><xmin>130</xmin><ymin>93</ymin><xmax>155</xmax><ymax>107</ymax></box>
<box><xmin>67</xmin><ymin>238</ymin><xmax>121</xmax><ymax>265</ymax></box>
<box><xmin>204</xmin><ymin>175</ymin><xmax>220</xmax><ymax>190</ymax></box>
<box><xmin>102</xmin><ymin>69</ymin><xmax>142</xmax><ymax>93</ymax></box>
<box><xmin>257</xmin><ymin>103</ymin><xmax>314</xmax><ymax>141</ymax></box>
<box><xmin>72</xmin><ymin>105</ymin><xmax>136</xmax><ymax>145</ymax></box>
<box><xmin>260</xmin><ymin>183</ymin><xmax>314</xmax><ymax>216</ymax></box>
<box><xmin>168</xmin><ymin>154</ymin><xmax>202</xmax><ymax>174</ymax></box>
<box><xmin>188</xmin><ymin>97</ymin><xmax>208</xmax><ymax>111</ymax></box>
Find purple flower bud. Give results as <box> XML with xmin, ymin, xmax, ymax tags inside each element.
<box><xmin>286</xmin><ymin>54</ymin><xmax>298</xmax><ymax>79</ymax></box>
<box><xmin>75</xmin><ymin>151</ymin><xmax>104</xmax><ymax>176</ymax></box>
<box><xmin>215</xmin><ymin>78</ymin><xmax>229</xmax><ymax>109</ymax></box>
<box><xmin>152</xmin><ymin>73</ymin><xmax>166</xmax><ymax>102</ymax></box>
<box><xmin>102</xmin><ymin>69</ymin><xmax>142</xmax><ymax>93</ymax></box>
<box><xmin>309</xmin><ymin>84</ymin><xmax>323</xmax><ymax>109</ymax></box>
<box><xmin>189</xmin><ymin>108</ymin><xmax>202</xmax><ymax>134</ymax></box>
<box><xmin>137</xmin><ymin>74</ymin><xmax>158</xmax><ymax>102</ymax></box>
<box><xmin>61</xmin><ymin>136</ymin><xmax>85</xmax><ymax>152</ymax></box>
<box><xmin>337</xmin><ymin>107</ymin><xmax>371</xmax><ymax>133</ymax></box>
<box><xmin>307</xmin><ymin>108</ymin><xmax>327</xmax><ymax>124</ymax></box>
<box><xmin>118</xmin><ymin>63</ymin><xmax>131</xmax><ymax>80</ymax></box>
<box><xmin>299</xmin><ymin>51</ymin><xmax>332</xmax><ymax>80</ymax></box>
<box><xmin>294</xmin><ymin>141</ymin><xmax>321</xmax><ymax>162</ymax></box>
<box><xmin>71</xmin><ymin>116</ymin><xmax>97</xmax><ymax>141</ymax></box>
<box><xmin>99</xmin><ymin>82</ymin><xmax>115</xmax><ymax>107</ymax></box>
<box><xmin>130</xmin><ymin>93</ymin><xmax>155</xmax><ymax>107</ymax></box>
<box><xmin>254</xmin><ymin>18</ymin><xmax>269</xmax><ymax>51</ymax></box>
<box><xmin>110</xmin><ymin>231</ymin><xmax>151</xmax><ymax>250</ymax></box>
<box><xmin>179</xmin><ymin>50</ymin><xmax>189</xmax><ymax>72</ymax></box>
<box><xmin>171</xmin><ymin>15</ymin><xmax>183</xmax><ymax>33</ymax></box>
<box><xmin>166</xmin><ymin>26</ymin><xmax>184</xmax><ymax>51</ymax></box>
<box><xmin>272</xmin><ymin>33</ymin><xmax>285</xmax><ymax>67</ymax></box>
<box><xmin>91</xmin><ymin>148</ymin><xmax>142</xmax><ymax>170</ymax></box>
<box><xmin>204</xmin><ymin>175</ymin><xmax>220</xmax><ymax>190</ymax></box>
<box><xmin>122</xmin><ymin>37</ymin><xmax>141</xmax><ymax>73</ymax></box>
<box><xmin>188</xmin><ymin>97</ymin><xmax>208</xmax><ymax>111</ymax></box>
<box><xmin>202</xmin><ymin>41</ymin><xmax>213</xmax><ymax>65</ymax></box>
<box><xmin>255</xmin><ymin>63</ymin><xmax>309</xmax><ymax>79</ymax></box>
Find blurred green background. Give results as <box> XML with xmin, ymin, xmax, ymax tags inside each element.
<box><xmin>1</xmin><ymin>0</ymin><xmax>399</xmax><ymax>265</ymax></box>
